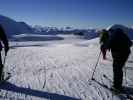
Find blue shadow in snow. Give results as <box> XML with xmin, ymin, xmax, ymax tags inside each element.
<box><xmin>10</xmin><ymin>44</ymin><xmax>55</xmax><ymax>49</ymax></box>
<box><xmin>10</xmin><ymin>35</ymin><xmax>64</xmax><ymax>42</ymax></box>
<box><xmin>0</xmin><ymin>82</ymin><xmax>81</xmax><ymax>100</ymax></box>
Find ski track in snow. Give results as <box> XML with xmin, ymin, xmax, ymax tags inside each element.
<box><xmin>0</xmin><ymin>36</ymin><xmax>133</xmax><ymax>100</ymax></box>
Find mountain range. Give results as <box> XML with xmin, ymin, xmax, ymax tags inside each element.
<box><xmin>0</xmin><ymin>14</ymin><xmax>133</xmax><ymax>39</ymax></box>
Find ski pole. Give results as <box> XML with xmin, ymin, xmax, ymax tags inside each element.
<box><xmin>43</xmin><ymin>65</ymin><xmax>46</xmax><ymax>88</ymax></box>
<box><xmin>2</xmin><ymin>49</ymin><xmax>10</xmax><ymax>79</ymax></box>
<box><xmin>124</xmin><ymin>67</ymin><xmax>127</xmax><ymax>86</ymax></box>
<box><xmin>3</xmin><ymin>53</ymin><xmax>7</xmax><ymax>66</ymax></box>
<box><xmin>1</xmin><ymin>52</ymin><xmax>7</xmax><ymax>80</ymax></box>
<box><xmin>91</xmin><ymin>51</ymin><xmax>101</xmax><ymax>80</ymax></box>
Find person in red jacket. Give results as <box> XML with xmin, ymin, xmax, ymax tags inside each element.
<box><xmin>0</xmin><ymin>24</ymin><xmax>9</xmax><ymax>81</ymax></box>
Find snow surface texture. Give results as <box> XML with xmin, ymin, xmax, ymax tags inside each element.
<box><xmin>0</xmin><ymin>34</ymin><xmax>133</xmax><ymax>100</ymax></box>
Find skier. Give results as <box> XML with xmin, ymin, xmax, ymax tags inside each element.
<box><xmin>0</xmin><ymin>24</ymin><xmax>9</xmax><ymax>81</ymax></box>
<box><xmin>99</xmin><ymin>29</ymin><xmax>109</xmax><ymax>60</ymax></box>
<box><xmin>107</xmin><ymin>28</ymin><xmax>132</xmax><ymax>90</ymax></box>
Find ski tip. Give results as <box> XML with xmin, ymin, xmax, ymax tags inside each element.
<box><xmin>92</xmin><ymin>78</ymin><xmax>95</xmax><ymax>80</ymax></box>
<box><xmin>103</xmin><ymin>74</ymin><xmax>106</xmax><ymax>77</ymax></box>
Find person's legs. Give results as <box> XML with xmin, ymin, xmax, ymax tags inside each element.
<box><xmin>101</xmin><ymin>49</ymin><xmax>107</xmax><ymax>60</ymax></box>
<box><xmin>113</xmin><ymin>60</ymin><xmax>123</xmax><ymax>89</ymax></box>
<box><xmin>0</xmin><ymin>53</ymin><xmax>3</xmax><ymax>81</ymax></box>
<box><xmin>113</xmin><ymin>54</ymin><xmax>129</xmax><ymax>90</ymax></box>
<box><xmin>103</xmin><ymin>49</ymin><xmax>107</xmax><ymax>59</ymax></box>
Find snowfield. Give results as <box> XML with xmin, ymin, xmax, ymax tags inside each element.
<box><xmin>0</xmin><ymin>34</ymin><xmax>133</xmax><ymax>100</ymax></box>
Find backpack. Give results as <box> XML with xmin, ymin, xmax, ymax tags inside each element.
<box><xmin>109</xmin><ymin>28</ymin><xmax>132</xmax><ymax>52</ymax></box>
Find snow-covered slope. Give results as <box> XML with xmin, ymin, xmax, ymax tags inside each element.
<box><xmin>1</xmin><ymin>35</ymin><xmax>133</xmax><ymax>100</ymax></box>
<box><xmin>107</xmin><ymin>24</ymin><xmax>133</xmax><ymax>39</ymax></box>
<box><xmin>0</xmin><ymin>15</ymin><xmax>33</xmax><ymax>37</ymax></box>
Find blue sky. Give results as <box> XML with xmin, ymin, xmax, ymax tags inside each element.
<box><xmin>0</xmin><ymin>0</ymin><xmax>133</xmax><ymax>29</ymax></box>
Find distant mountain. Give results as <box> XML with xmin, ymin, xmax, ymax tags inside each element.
<box><xmin>0</xmin><ymin>15</ymin><xmax>33</xmax><ymax>37</ymax></box>
<box><xmin>0</xmin><ymin>15</ymin><xmax>99</xmax><ymax>40</ymax></box>
<box><xmin>33</xmin><ymin>25</ymin><xmax>99</xmax><ymax>39</ymax></box>
<box><xmin>83</xmin><ymin>29</ymin><xmax>99</xmax><ymax>39</ymax></box>
<box><xmin>33</xmin><ymin>25</ymin><xmax>59</xmax><ymax>35</ymax></box>
<box><xmin>107</xmin><ymin>24</ymin><xmax>133</xmax><ymax>39</ymax></box>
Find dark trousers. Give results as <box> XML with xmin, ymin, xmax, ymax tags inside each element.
<box><xmin>0</xmin><ymin>53</ymin><xmax>3</xmax><ymax>80</ymax></box>
<box><xmin>112</xmin><ymin>53</ymin><xmax>129</xmax><ymax>89</ymax></box>
<box><xmin>101</xmin><ymin>49</ymin><xmax>107</xmax><ymax>59</ymax></box>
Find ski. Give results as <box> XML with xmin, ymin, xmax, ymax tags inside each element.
<box><xmin>91</xmin><ymin>78</ymin><xmax>112</xmax><ymax>91</ymax></box>
<box><xmin>90</xmin><ymin>78</ymin><xmax>133</xmax><ymax>99</ymax></box>
<box><xmin>102</xmin><ymin>74</ymin><xmax>133</xmax><ymax>99</ymax></box>
<box><xmin>103</xmin><ymin>74</ymin><xmax>112</xmax><ymax>83</ymax></box>
<box><xmin>90</xmin><ymin>78</ymin><xmax>119</xmax><ymax>95</ymax></box>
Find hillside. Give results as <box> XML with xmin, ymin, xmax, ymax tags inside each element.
<box><xmin>0</xmin><ymin>15</ymin><xmax>33</xmax><ymax>37</ymax></box>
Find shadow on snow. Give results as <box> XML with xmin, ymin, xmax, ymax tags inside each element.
<box><xmin>0</xmin><ymin>82</ymin><xmax>81</xmax><ymax>100</ymax></box>
<box><xmin>10</xmin><ymin>44</ymin><xmax>55</xmax><ymax>49</ymax></box>
<box><xmin>10</xmin><ymin>35</ymin><xmax>64</xmax><ymax>42</ymax></box>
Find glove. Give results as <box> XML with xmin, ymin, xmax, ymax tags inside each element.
<box><xmin>5</xmin><ymin>46</ymin><xmax>9</xmax><ymax>56</ymax></box>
